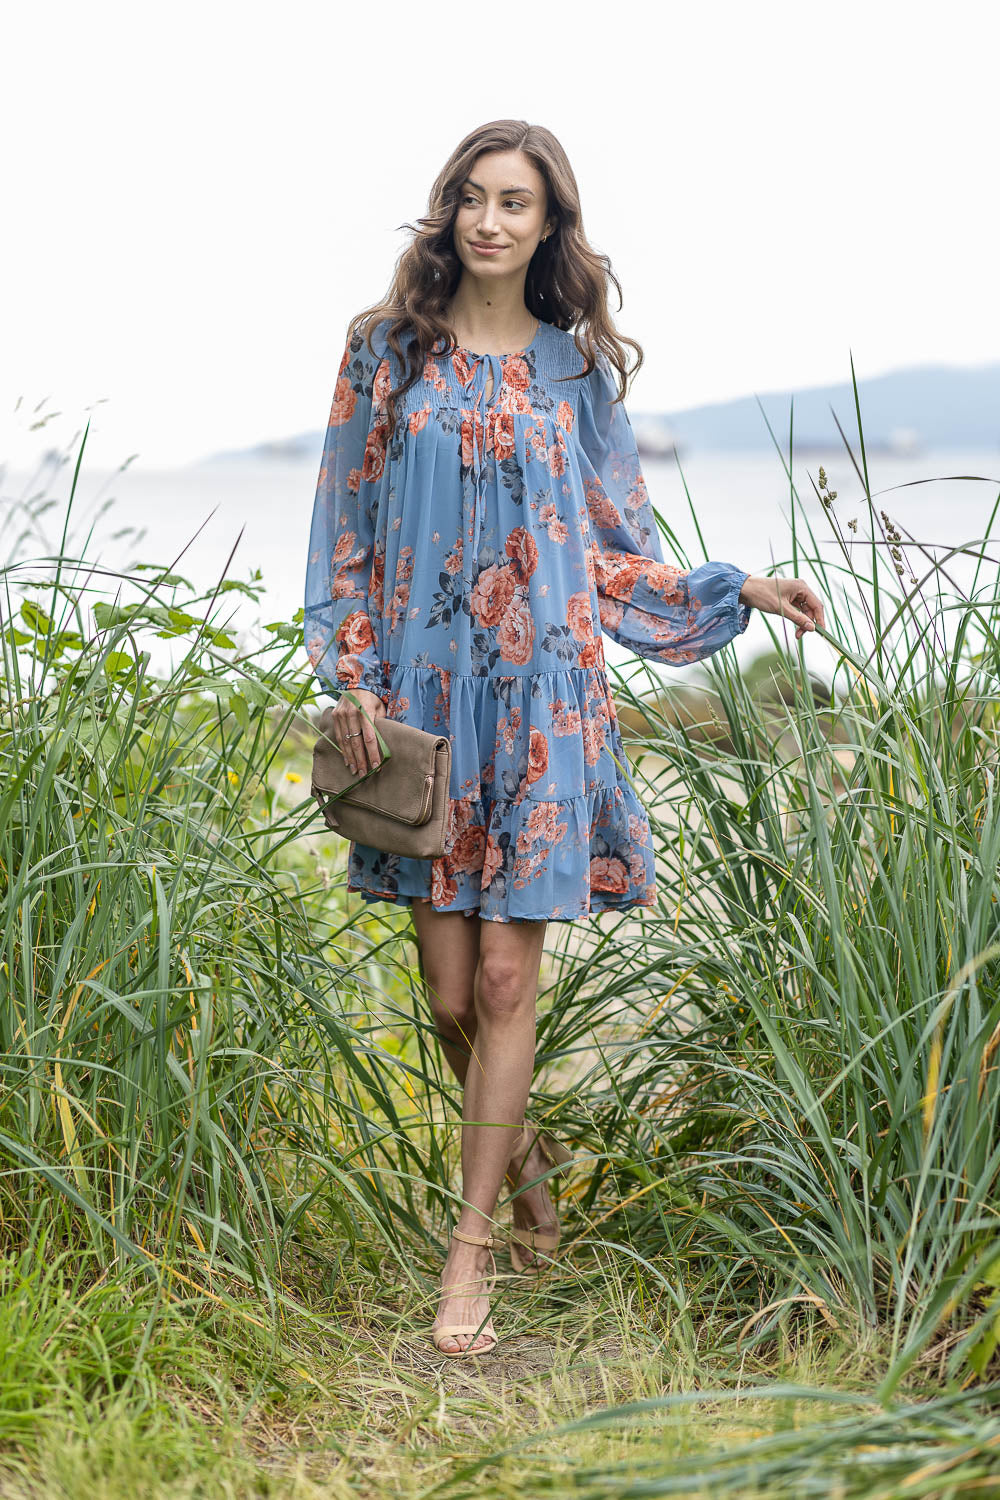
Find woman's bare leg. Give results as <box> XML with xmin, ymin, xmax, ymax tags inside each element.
<box><xmin>412</xmin><ymin>903</ymin><xmax>480</xmax><ymax>1085</ymax></box>
<box><xmin>412</xmin><ymin>902</ymin><xmax>547</xmax><ymax>1352</ymax></box>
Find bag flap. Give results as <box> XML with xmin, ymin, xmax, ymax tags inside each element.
<box><xmin>312</xmin><ymin>709</ymin><xmax>449</xmax><ymax>828</ymax></box>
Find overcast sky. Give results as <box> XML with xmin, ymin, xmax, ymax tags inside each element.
<box><xmin>3</xmin><ymin>0</ymin><xmax>996</xmax><ymax>469</ymax></box>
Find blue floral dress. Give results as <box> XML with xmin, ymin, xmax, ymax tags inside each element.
<box><xmin>304</xmin><ymin>317</ymin><xmax>752</xmax><ymax>923</ymax></box>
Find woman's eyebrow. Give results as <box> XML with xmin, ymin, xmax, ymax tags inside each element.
<box><xmin>462</xmin><ymin>179</ymin><xmax>535</xmax><ymax>197</ymax></box>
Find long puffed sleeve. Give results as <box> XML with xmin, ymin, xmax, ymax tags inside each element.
<box><xmin>304</xmin><ymin>324</ymin><xmax>390</xmax><ymax>701</ymax></box>
<box><xmin>576</xmin><ymin>352</ymin><xmax>752</xmax><ymax>666</ymax></box>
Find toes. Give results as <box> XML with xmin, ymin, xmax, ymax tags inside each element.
<box><xmin>439</xmin><ymin>1333</ymin><xmax>490</xmax><ymax>1353</ymax></box>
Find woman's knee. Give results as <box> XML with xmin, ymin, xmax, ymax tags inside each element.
<box><xmin>420</xmin><ymin>952</ymin><xmax>476</xmax><ymax>1037</ymax></box>
<box><xmin>475</xmin><ymin>950</ymin><xmax>535</xmax><ymax>1021</ymax></box>
<box><xmin>426</xmin><ymin>988</ymin><xmax>476</xmax><ymax>1043</ymax></box>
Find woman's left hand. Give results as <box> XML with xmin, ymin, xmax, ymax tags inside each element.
<box><xmin>738</xmin><ymin>574</ymin><xmax>826</xmax><ymax>640</ymax></box>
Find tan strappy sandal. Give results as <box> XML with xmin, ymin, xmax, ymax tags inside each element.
<box><xmin>431</xmin><ymin>1228</ymin><xmax>499</xmax><ymax>1357</ymax></box>
<box><xmin>505</xmin><ymin>1121</ymin><xmax>574</xmax><ymax>1275</ymax></box>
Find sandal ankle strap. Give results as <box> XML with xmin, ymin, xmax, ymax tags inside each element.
<box><xmin>451</xmin><ymin>1227</ymin><xmax>496</xmax><ymax>1250</ymax></box>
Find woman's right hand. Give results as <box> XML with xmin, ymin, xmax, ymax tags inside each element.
<box><xmin>329</xmin><ymin>688</ymin><xmax>387</xmax><ymax>776</ymax></box>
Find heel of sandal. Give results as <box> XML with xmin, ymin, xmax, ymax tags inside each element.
<box><xmin>538</xmin><ymin>1132</ymin><xmax>574</xmax><ymax>1171</ymax></box>
<box><xmin>518</xmin><ymin>1119</ymin><xmax>575</xmax><ymax>1177</ymax></box>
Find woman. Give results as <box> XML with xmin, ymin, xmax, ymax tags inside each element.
<box><xmin>304</xmin><ymin>119</ymin><xmax>825</xmax><ymax>1358</ymax></box>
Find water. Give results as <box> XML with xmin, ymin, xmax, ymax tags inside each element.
<box><xmin>4</xmin><ymin>448</ymin><xmax>998</xmax><ymax>684</ymax></box>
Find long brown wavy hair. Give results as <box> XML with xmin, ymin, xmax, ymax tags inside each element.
<box><xmin>349</xmin><ymin>119</ymin><xmax>643</xmax><ymax>431</ymax></box>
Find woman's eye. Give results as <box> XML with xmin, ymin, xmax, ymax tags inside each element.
<box><xmin>460</xmin><ymin>194</ymin><xmax>525</xmax><ymax>209</ymax></box>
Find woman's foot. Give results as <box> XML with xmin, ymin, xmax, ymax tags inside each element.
<box><xmin>505</xmin><ymin>1125</ymin><xmax>560</xmax><ymax>1269</ymax></box>
<box><xmin>431</xmin><ymin>1235</ymin><xmax>497</xmax><ymax>1355</ymax></box>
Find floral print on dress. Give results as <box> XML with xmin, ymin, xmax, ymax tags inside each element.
<box><xmin>305</xmin><ymin>318</ymin><xmax>751</xmax><ymax>922</ymax></box>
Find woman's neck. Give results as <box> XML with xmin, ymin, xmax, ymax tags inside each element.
<box><xmin>446</xmin><ymin>276</ymin><xmax>537</xmax><ymax>355</ymax></box>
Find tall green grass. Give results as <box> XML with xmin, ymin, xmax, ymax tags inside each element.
<box><xmin>546</xmin><ymin>392</ymin><xmax>1000</xmax><ymax>1404</ymax></box>
<box><xmin>3</xmin><ymin>384</ymin><xmax>1000</xmax><ymax>1494</ymax></box>
<box><xmin>529</xmin><ymin>441</ymin><xmax>1000</xmax><ymax>1380</ymax></box>
<box><xmin>0</xmin><ymin>428</ymin><xmax>404</xmax><ymax>1308</ymax></box>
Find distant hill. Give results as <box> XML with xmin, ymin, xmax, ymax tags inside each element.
<box><xmin>198</xmin><ymin>433</ymin><xmax>325</xmax><ymax>465</ymax></box>
<box><xmin>651</xmin><ymin>361</ymin><xmax>1000</xmax><ymax>453</ymax></box>
<box><xmin>195</xmin><ymin>361</ymin><xmax>1000</xmax><ymax>465</ymax></box>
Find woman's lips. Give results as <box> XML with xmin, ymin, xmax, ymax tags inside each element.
<box><xmin>470</xmin><ymin>243</ymin><xmax>505</xmax><ymax>256</ymax></box>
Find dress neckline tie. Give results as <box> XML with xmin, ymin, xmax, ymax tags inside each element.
<box><xmin>460</xmin><ymin>352</ymin><xmax>504</xmax><ymax>589</ymax></box>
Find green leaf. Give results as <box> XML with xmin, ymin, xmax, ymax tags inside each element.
<box><xmin>94</xmin><ymin>601</ymin><xmax>144</xmax><ymax>630</ymax></box>
<box><xmin>48</xmin><ymin>630</ymin><xmax>85</xmax><ymax>659</ymax></box>
<box><xmin>133</xmin><ymin>564</ymin><xmax>194</xmax><ymax>588</ymax></box>
<box><xmin>264</xmin><ymin>622</ymin><xmax>301</xmax><ymax>643</ymax></box>
<box><xmin>103</xmin><ymin>651</ymin><xmax>137</xmax><ymax>679</ymax></box>
<box><xmin>153</xmin><ymin>609</ymin><xmax>200</xmax><ymax>639</ymax></box>
<box><xmin>20</xmin><ymin>599</ymin><xmax>53</xmax><ymax>633</ymax></box>
<box><xmin>229</xmin><ymin>693</ymin><xmax>250</xmax><ymax>731</ymax></box>
<box><xmin>218</xmin><ymin>579</ymin><xmax>262</xmax><ymax>597</ymax></box>
<box><xmin>967</xmin><ymin>1302</ymin><xmax>1000</xmax><ymax>1377</ymax></box>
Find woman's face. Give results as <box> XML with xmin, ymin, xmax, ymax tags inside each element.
<box><xmin>452</xmin><ymin>149</ymin><xmax>553</xmax><ymax>285</ymax></box>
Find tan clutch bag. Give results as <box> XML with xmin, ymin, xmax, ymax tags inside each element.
<box><xmin>310</xmin><ymin>701</ymin><xmax>452</xmax><ymax>859</ymax></box>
